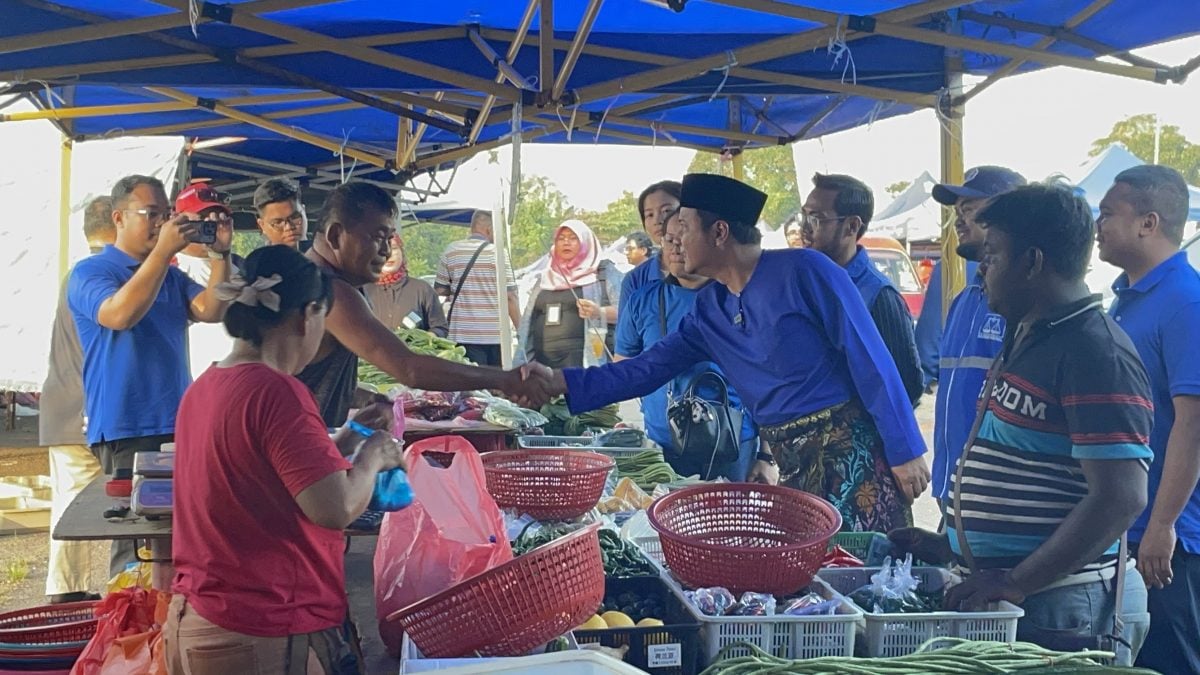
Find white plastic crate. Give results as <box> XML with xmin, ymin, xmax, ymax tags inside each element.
<box><xmin>658</xmin><ymin>569</ymin><xmax>861</xmax><ymax>664</ymax></box>
<box><xmin>408</xmin><ymin>650</ymin><xmax>647</xmax><ymax>675</ymax></box>
<box><xmin>517</xmin><ymin>435</ymin><xmax>649</xmax><ymax>457</ymax></box>
<box><xmin>399</xmin><ymin>633</ymin><xmax>577</xmax><ymax>673</ymax></box>
<box><xmin>817</xmin><ymin>566</ymin><xmax>1024</xmax><ymax>658</ymax></box>
<box><xmin>631</xmin><ymin>533</ymin><xmax>664</xmax><ymax>565</ymax></box>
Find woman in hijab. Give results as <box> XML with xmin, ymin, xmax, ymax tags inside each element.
<box><xmin>362</xmin><ymin>233</ymin><xmax>448</xmax><ymax>337</ymax></box>
<box><xmin>519</xmin><ymin>220</ymin><xmax>623</xmax><ymax>369</ymax></box>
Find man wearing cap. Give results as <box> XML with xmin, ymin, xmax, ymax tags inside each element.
<box><xmin>800</xmin><ymin>173</ymin><xmax>923</xmax><ymax>405</ymax></box>
<box><xmin>173</xmin><ymin>183</ymin><xmax>243</xmax><ymax>378</ymax></box>
<box><xmin>928</xmin><ymin>166</ymin><xmax>1026</xmax><ymax>506</ymax></box>
<box><xmin>539</xmin><ymin>173</ymin><xmax>930</xmax><ymax>532</ymax></box>
<box><xmin>68</xmin><ymin>175</ymin><xmax>234</xmax><ymax>575</ymax></box>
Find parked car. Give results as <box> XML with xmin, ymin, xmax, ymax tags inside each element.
<box><xmin>862</xmin><ymin>235</ymin><xmax>926</xmax><ymax>320</ymax></box>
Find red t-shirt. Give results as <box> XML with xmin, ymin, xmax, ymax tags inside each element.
<box><xmin>171</xmin><ymin>363</ymin><xmax>353</xmax><ymax>637</ymax></box>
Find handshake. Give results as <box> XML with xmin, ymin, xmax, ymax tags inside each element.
<box><xmin>503</xmin><ymin>361</ymin><xmax>567</xmax><ymax>410</ymax></box>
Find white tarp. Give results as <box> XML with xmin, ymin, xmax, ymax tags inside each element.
<box><xmin>872</xmin><ymin>171</ymin><xmax>943</xmax><ymax>242</ymax></box>
<box><xmin>0</xmin><ymin>99</ymin><xmax>182</xmax><ymax>392</ymax></box>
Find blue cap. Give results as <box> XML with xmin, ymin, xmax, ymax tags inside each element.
<box><xmin>932</xmin><ymin>166</ymin><xmax>1027</xmax><ymax>206</ymax></box>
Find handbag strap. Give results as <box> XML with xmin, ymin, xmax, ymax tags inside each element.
<box><xmin>951</xmin><ymin>325</ymin><xmax>1128</xmax><ymax>642</ymax></box>
<box><xmin>687</xmin><ymin>371</ymin><xmax>732</xmax><ymax>408</ymax></box>
<box><xmin>446</xmin><ymin>241</ymin><xmax>488</xmax><ymax>323</ymax></box>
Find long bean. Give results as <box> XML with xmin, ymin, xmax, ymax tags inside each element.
<box><xmin>699</xmin><ymin>639</ymin><xmax>1155</xmax><ymax>675</ymax></box>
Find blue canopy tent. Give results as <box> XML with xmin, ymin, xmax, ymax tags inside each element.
<box><xmin>1</xmin><ymin>0</ymin><xmax>1199</xmax><ymax>304</ymax></box>
<box><xmin>1076</xmin><ymin>143</ymin><xmax>1200</xmax><ymax>221</ymax></box>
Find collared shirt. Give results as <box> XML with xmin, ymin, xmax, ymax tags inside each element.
<box><xmin>566</xmin><ymin>249</ymin><xmax>925</xmax><ymax>467</ymax></box>
<box><xmin>67</xmin><ymin>245</ymin><xmax>203</xmax><ymax>445</ymax></box>
<box><xmin>174</xmin><ymin>252</ymin><xmax>237</xmax><ymax>379</ymax></box>
<box><xmin>844</xmin><ymin>246</ymin><xmax>923</xmax><ymax>405</ymax></box>
<box><xmin>947</xmin><ymin>296</ymin><xmax>1153</xmax><ymax>570</ymax></box>
<box><xmin>615</xmin><ymin>276</ymin><xmax>757</xmax><ymax>478</ymax></box>
<box><xmin>435</xmin><ymin>235</ymin><xmax>516</xmax><ymax>345</ymax></box>
<box><xmin>1110</xmin><ymin>251</ymin><xmax>1200</xmax><ymax>552</ymax></box>
<box><xmin>932</xmin><ymin>269</ymin><xmax>1005</xmax><ymax>499</ymax></box>
<box><xmin>619</xmin><ymin>253</ymin><xmax>663</xmax><ymax>303</ymax></box>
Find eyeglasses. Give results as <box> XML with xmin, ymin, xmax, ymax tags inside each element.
<box><xmin>802</xmin><ymin>214</ymin><xmax>847</xmax><ymax>229</ymax></box>
<box><xmin>126</xmin><ymin>208</ymin><xmax>171</xmax><ymax>224</ymax></box>
<box><xmin>265</xmin><ymin>212</ymin><xmax>306</xmax><ymax>231</ymax></box>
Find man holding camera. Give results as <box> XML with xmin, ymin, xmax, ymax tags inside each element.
<box><xmin>67</xmin><ymin>175</ymin><xmax>234</xmax><ymax>575</ymax></box>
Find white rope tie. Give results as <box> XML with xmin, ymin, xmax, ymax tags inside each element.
<box><xmin>826</xmin><ymin>16</ymin><xmax>857</xmax><ymax>85</ymax></box>
<box><xmin>708</xmin><ymin>50</ymin><xmax>738</xmax><ymax>102</ymax></box>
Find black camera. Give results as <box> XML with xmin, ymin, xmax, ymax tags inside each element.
<box><xmin>184</xmin><ymin>220</ymin><xmax>218</xmax><ymax>245</ymax></box>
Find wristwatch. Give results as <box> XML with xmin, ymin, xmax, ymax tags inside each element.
<box><xmin>756</xmin><ymin>451</ymin><xmax>776</xmax><ymax>466</ymax></box>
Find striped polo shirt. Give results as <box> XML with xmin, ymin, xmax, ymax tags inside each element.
<box><xmin>435</xmin><ymin>235</ymin><xmax>516</xmax><ymax>345</ymax></box>
<box><xmin>947</xmin><ymin>296</ymin><xmax>1153</xmax><ymax>572</ymax></box>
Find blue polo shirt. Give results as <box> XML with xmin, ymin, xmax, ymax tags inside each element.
<box><xmin>1110</xmin><ymin>251</ymin><xmax>1200</xmax><ymax>553</ymax></box>
<box><xmin>619</xmin><ymin>254</ymin><xmax>663</xmax><ymax>304</ymax></box>
<box><xmin>67</xmin><ymin>245</ymin><xmax>203</xmax><ymax>445</ymax></box>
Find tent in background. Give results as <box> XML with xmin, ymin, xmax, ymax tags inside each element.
<box><xmin>872</xmin><ymin>171</ymin><xmax>942</xmax><ymax>242</ymax></box>
<box><xmin>1075</xmin><ymin>144</ymin><xmax>1200</xmax><ymax>221</ymax></box>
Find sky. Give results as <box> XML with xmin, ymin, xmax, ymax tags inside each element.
<box><xmin>439</xmin><ymin>34</ymin><xmax>1200</xmax><ymax>216</ymax></box>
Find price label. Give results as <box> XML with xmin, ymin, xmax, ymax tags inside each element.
<box><xmin>647</xmin><ymin>643</ymin><xmax>682</xmax><ymax>668</ymax></box>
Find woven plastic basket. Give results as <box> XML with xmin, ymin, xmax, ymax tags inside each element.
<box><xmin>648</xmin><ymin>483</ymin><xmax>842</xmax><ymax>595</ymax></box>
<box><xmin>387</xmin><ymin>522</ymin><xmax>605</xmax><ymax>658</ymax></box>
<box><xmin>0</xmin><ymin>602</ymin><xmax>97</xmax><ymax>646</ymax></box>
<box><xmin>482</xmin><ymin>450</ymin><xmax>614</xmax><ymax>520</ymax></box>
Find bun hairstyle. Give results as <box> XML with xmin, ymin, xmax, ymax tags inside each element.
<box><xmin>222</xmin><ymin>245</ymin><xmax>334</xmax><ymax>346</ymax></box>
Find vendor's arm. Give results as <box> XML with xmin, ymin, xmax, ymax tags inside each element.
<box><xmin>188</xmin><ymin>218</ymin><xmax>235</xmax><ymax>323</ymax></box>
<box><xmin>325</xmin><ymin>279</ymin><xmax>552</xmax><ymax>405</ymax></box>
<box><xmin>560</xmin><ymin>314</ymin><xmax>708</xmax><ymax>414</ymax></box>
<box><xmin>870</xmin><ymin>287</ymin><xmax>924</xmax><ymax>405</ymax></box>
<box><xmin>801</xmin><ymin>257</ymin><xmax>927</xmax><ymax>468</ymax></box>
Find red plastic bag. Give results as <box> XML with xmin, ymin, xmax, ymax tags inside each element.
<box><xmin>70</xmin><ymin>588</ymin><xmax>169</xmax><ymax>675</ymax></box>
<box><xmin>374</xmin><ymin>435</ymin><xmax>513</xmax><ymax>656</ymax></box>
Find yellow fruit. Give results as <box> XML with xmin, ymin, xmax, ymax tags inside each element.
<box><xmin>637</xmin><ymin>618</ymin><xmax>664</xmax><ymax>627</ymax></box>
<box><xmin>579</xmin><ymin>614</ymin><xmax>607</xmax><ymax>630</ymax></box>
<box><xmin>601</xmin><ymin>611</ymin><xmax>635</xmax><ymax>628</ymax></box>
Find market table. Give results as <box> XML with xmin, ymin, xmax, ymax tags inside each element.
<box><xmin>53</xmin><ymin>476</ymin><xmax>383</xmax><ymax>591</ymax></box>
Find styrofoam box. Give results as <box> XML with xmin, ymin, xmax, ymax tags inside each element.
<box><xmin>658</xmin><ymin>568</ymin><xmax>862</xmax><ymax>664</ymax></box>
<box><xmin>403</xmin><ymin>650</ymin><xmax>647</xmax><ymax>675</ymax></box>
<box><xmin>817</xmin><ymin>566</ymin><xmax>1024</xmax><ymax>658</ymax></box>
<box><xmin>399</xmin><ymin>633</ymin><xmax>578</xmax><ymax>673</ymax></box>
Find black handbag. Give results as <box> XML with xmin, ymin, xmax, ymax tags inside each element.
<box><xmin>666</xmin><ymin>371</ymin><xmax>742</xmax><ymax>474</ymax></box>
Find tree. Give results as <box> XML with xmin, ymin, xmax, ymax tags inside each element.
<box><xmin>688</xmin><ymin>146</ymin><xmax>800</xmax><ymax>227</ymax></box>
<box><xmin>1091</xmin><ymin>113</ymin><xmax>1200</xmax><ymax>184</ymax></box>
<box><xmin>577</xmin><ymin>190</ymin><xmax>640</xmax><ymax>248</ymax></box>
<box><xmin>401</xmin><ymin>222</ymin><xmax>463</xmax><ymax>279</ymax></box>
<box><xmin>885</xmin><ymin>180</ymin><xmax>912</xmax><ymax>197</ymax></box>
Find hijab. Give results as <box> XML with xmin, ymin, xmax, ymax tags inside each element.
<box><xmin>540</xmin><ymin>219</ymin><xmax>602</xmax><ymax>291</ymax></box>
<box><xmin>377</xmin><ymin>235</ymin><xmax>408</xmax><ymax>286</ymax></box>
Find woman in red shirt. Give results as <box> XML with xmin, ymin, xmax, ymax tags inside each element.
<box><xmin>164</xmin><ymin>245</ymin><xmax>403</xmax><ymax>674</ymax></box>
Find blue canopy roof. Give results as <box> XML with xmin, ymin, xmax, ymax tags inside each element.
<box><xmin>2</xmin><ymin>1</ymin><xmax>1197</xmax><ymax>196</ymax></box>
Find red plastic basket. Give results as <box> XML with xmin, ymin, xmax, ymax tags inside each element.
<box><xmin>648</xmin><ymin>483</ymin><xmax>842</xmax><ymax>595</ymax></box>
<box><xmin>482</xmin><ymin>450</ymin><xmax>614</xmax><ymax>520</ymax></box>
<box><xmin>386</xmin><ymin>522</ymin><xmax>605</xmax><ymax>658</ymax></box>
<box><xmin>0</xmin><ymin>602</ymin><xmax>98</xmax><ymax>646</ymax></box>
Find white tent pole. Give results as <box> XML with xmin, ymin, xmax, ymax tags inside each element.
<box><xmin>495</xmin><ymin>100</ymin><xmax>522</xmax><ymax>368</ymax></box>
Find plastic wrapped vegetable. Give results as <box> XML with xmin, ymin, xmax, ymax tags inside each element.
<box><xmin>685</xmin><ymin>587</ymin><xmax>736</xmax><ymax>616</ymax></box>
<box><xmin>847</xmin><ymin>554</ymin><xmax>941</xmax><ymax>614</ymax></box>
<box><xmin>781</xmin><ymin>592</ymin><xmax>840</xmax><ymax>616</ymax></box>
<box><xmin>732</xmin><ymin>592</ymin><xmax>777</xmax><ymax>616</ymax></box>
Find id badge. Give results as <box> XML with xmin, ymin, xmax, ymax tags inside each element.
<box><xmin>402</xmin><ymin>311</ymin><xmax>421</xmax><ymax>329</ymax></box>
<box><xmin>546</xmin><ymin>303</ymin><xmax>562</xmax><ymax>326</ymax></box>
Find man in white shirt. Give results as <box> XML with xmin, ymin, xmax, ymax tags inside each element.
<box><xmin>172</xmin><ymin>183</ymin><xmax>240</xmax><ymax>378</ymax></box>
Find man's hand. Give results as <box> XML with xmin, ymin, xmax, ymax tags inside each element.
<box><xmin>155</xmin><ymin>213</ymin><xmax>197</xmax><ymax>257</ymax></box>
<box><xmin>1137</xmin><ymin>523</ymin><xmax>1176</xmax><ymax>589</ymax></box>
<box><xmin>944</xmin><ymin>568</ymin><xmax>1026</xmax><ymax>611</ymax></box>
<box><xmin>351</xmin><ymin>395</ymin><xmax>395</xmax><ymax>433</ymax></box>
<box><xmin>576</xmin><ymin>298</ymin><xmax>600</xmax><ymax>320</ymax></box>
<box><xmin>890</xmin><ymin>455</ymin><xmax>930</xmax><ymax>503</ymax></box>
<box><xmin>504</xmin><ymin>365</ymin><xmax>559</xmax><ymax>409</ymax></box>
<box><xmin>746</xmin><ymin>460</ymin><xmax>779</xmax><ymax>485</ymax></box>
<box><xmin>887</xmin><ymin>527</ymin><xmax>953</xmax><ymax>565</ymax></box>
<box><xmin>211</xmin><ymin>215</ymin><xmax>234</xmax><ymax>254</ymax></box>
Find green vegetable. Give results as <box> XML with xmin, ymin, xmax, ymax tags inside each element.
<box><xmin>511</xmin><ymin>524</ymin><xmax>657</xmax><ymax>577</ymax></box>
<box><xmin>545</xmin><ymin>636</ymin><xmax>570</xmax><ymax>653</ymax></box>
<box><xmin>614</xmin><ymin>450</ymin><xmax>683</xmax><ymax>491</ymax></box>
<box><xmin>356</xmin><ymin>327</ymin><xmax>474</xmax><ymax>390</ymax></box>
<box><xmin>699</xmin><ymin>639</ymin><xmax>1150</xmax><ymax>674</ymax></box>
<box><xmin>540</xmin><ymin>397</ymin><xmax>621</xmax><ymax>436</ymax></box>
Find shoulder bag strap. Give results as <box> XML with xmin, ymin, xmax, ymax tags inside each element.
<box><xmin>1112</xmin><ymin>533</ymin><xmax>1127</xmax><ymax>641</ymax></box>
<box><xmin>446</xmin><ymin>241</ymin><xmax>489</xmax><ymax>324</ymax></box>
<box><xmin>658</xmin><ymin>283</ymin><xmax>667</xmax><ymax>336</ymax></box>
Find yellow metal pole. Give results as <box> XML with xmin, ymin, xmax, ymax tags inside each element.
<box><xmin>58</xmin><ymin>137</ymin><xmax>72</xmax><ymax>282</ymax></box>
<box><xmin>732</xmin><ymin>153</ymin><xmax>745</xmax><ymax>181</ymax></box>
<box><xmin>940</xmin><ymin>65</ymin><xmax>966</xmax><ymax>320</ymax></box>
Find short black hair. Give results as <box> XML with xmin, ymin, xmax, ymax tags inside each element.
<box><xmin>320</xmin><ymin>181</ymin><xmax>398</xmax><ymax>233</ymax></box>
<box><xmin>253</xmin><ymin>178</ymin><xmax>301</xmax><ymax>215</ymax></box>
<box><xmin>83</xmin><ymin>196</ymin><xmax>114</xmax><ymax>243</ymax></box>
<box><xmin>637</xmin><ymin>180</ymin><xmax>682</xmax><ymax>218</ymax></box>
<box><xmin>977</xmin><ymin>183</ymin><xmax>1095</xmax><ymax>280</ymax></box>
<box><xmin>1113</xmin><ymin>164</ymin><xmax>1190</xmax><ymax>245</ymax></box>
<box><xmin>698</xmin><ymin>209</ymin><xmax>762</xmax><ymax>246</ymax></box>
<box><xmin>626</xmin><ymin>231</ymin><xmax>654</xmax><ymax>252</ymax></box>
<box><xmin>223</xmin><ymin>245</ymin><xmax>334</xmax><ymax>346</ymax></box>
<box><xmin>111</xmin><ymin>175</ymin><xmax>166</xmax><ymax>210</ymax></box>
<box><xmin>812</xmin><ymin>173</ymin><xmax>874</xmax><ymax>237</ymax></box>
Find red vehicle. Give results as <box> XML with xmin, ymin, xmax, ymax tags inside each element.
<box><xmin>862</xmin><ymin>235</ymin><xmax>926</xmax><ymax>320</ymax></box>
